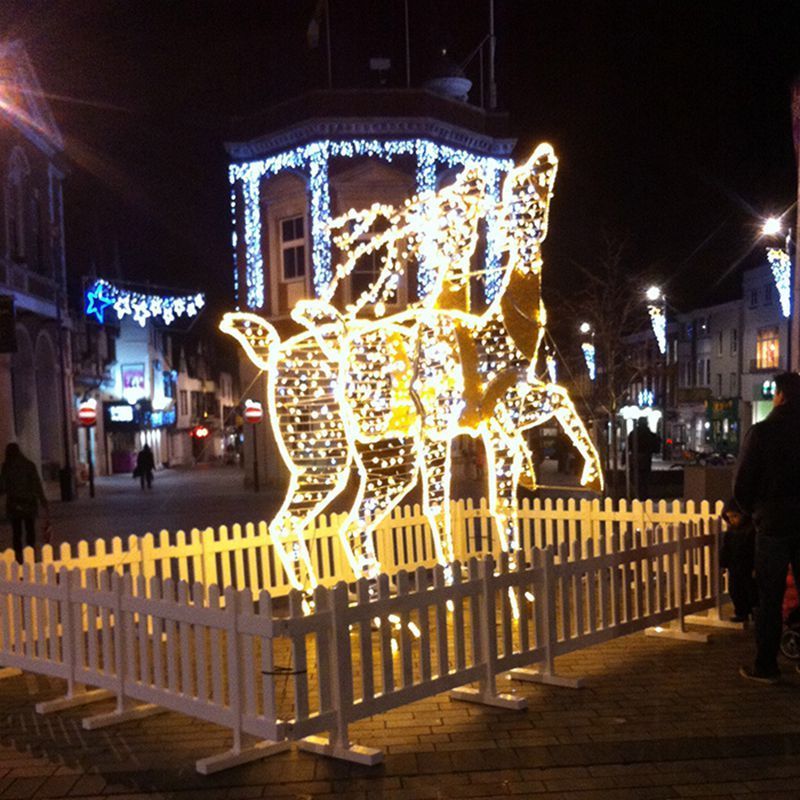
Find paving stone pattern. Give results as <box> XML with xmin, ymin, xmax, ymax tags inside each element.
<box><xmin>3</xmin><ymin>619</ymin><xmax>800</xmax><ymax>799</ymax></box>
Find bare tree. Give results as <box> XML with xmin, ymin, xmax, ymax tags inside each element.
<box><xmin>557</xmin><ymin>235</ymin><xmax>645</xmax><ymax>497</ymax></box>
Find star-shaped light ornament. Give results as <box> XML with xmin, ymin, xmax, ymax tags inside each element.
<box><xmin>85</xmin><ymin>284</ymin><xmax>114</xmax><ymax>323</ymax></box>
<box><xmin>83</xmin><ymin>279</ymin><xmax>206</xmax><ymax>327</ymax></box>
<box><xmin>114</xmin><ymin>294</ymin><xmax>132</xmax><ymax>319</ymax></box>
<box><xmin>132</xmin><ymin>300</ymin><xmax>151</xmax><ymax>327</ymax></box>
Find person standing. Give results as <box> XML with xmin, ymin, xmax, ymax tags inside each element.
<box><xmin>136</xmin><ymin>444</ymin><xmax>155</xmax><ymax>490</ymax></box>
<box><xmin>628</xmin><ymin>418</ymin><xmax>660</xmax><ymax>499</ymax></box>
<box><xmin>735</xmin><ymin>371</ymin><xmax>800</xmax><ymax>684</ymax></box>
<box><xmin>0</xmin><ymin>443</ymin><xmax>49</xmax><ymax>563</ymax></box>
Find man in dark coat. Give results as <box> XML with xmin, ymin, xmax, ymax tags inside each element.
<box><xmin>136</xmin><ymin>444</ymin><xmax>155</xmax><ymax>490</ymax></box>
<box><xmin>0</xmin><ymin>443</ymin><xmax>49</xmax><ymax>563</ymax></box>
<box><xmin>628</xmin><ymin>418</ymin><xmax>661</xmax><ymax>499</ymax></box>
<box><xmin>735</xmin><ymin>371</ymin><xmax>800</xmax><ymax>683</ymax></box>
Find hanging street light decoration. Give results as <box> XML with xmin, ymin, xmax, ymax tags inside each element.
<box><xmin>645</xmin><ymin>285</ymin><xmax>667</xmax><ymax>355</ymax></box>
<box><xmin>84</xmin><ymin>278</ymin><xmax>206</xmax><ymax>327</ymax></box>
<box><xmin>579</xmin><ymin>321</ymin><xmax>596</xmax><ymax>381</ymax></box>
<box><xmin>222</xmin><ymin>144</ymin><xmax>603</xmax><ymax>596</ymax></box>
<box><xmin>762</xmin><ymin>218</ymin><xmax>792</xmax><ymax>320</ymax></box>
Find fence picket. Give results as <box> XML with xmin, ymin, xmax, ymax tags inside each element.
<box><xmin>258</xmin><ymin>591</ymin><xmax>276</xmax><ymax>722</ymax></box>
<box><xmin>433</xmin><ymin>565</ymin><xmax>449</xmax><ymax>677</ymax></box>
<box><xmin>288</xmin><ymin>590</ymin><xmax>309</xmax><ymax>722</ymax></box>
<box><xmin>208</xmin><ymin>584</ymin><xmax>223</xmax><ymax>706</ymax></box>
<box><xmin>377</xmin><ymin>574</ymin><xmax>394</xmax><ymax>693</ymax></box>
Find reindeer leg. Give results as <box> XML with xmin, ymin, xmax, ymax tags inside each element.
<box><xmin>519</xmin><ymin>382</ymin><xmax>603</xmax><ymax>492</ymax></box>
<box><xmin>419</xmin><ymin>435</ymin><xmax>456</xmax><ymax>572</ymax></box>
<box><xmin>268</xmin><ymin>451</ymin><xmax>352</xmax><ymax>593</ymax></box>
<box><xmin>339</xmin><ymin>437</ymin><xmax>419</xmax><ymax>581</ymax></box>
<box><xmin>482</xmin><ymin>422</ymin><xmax>526</xmax><ymax>558</ymax></box>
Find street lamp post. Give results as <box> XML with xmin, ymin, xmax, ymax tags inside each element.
<box><xmin>762</xmin><ymin>217</ymin><xmax>793</xmax><ymax>371</ymax></box>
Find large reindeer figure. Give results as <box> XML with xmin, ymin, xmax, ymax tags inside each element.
<box><xmin>222</xmin><ymin>144</ymin><xmax>602</xmax><ymax>593</ymax></box>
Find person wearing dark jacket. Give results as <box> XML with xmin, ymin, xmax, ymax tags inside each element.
<box><xmin>135</xmin><ymin>444</ymin><xmax>155</xmax><ymax>490</ymax></box>
<box><xmin>720</xmin><ymin>497</ymin><xmax>756</xmax><ymax>622</ymax></box>
<box><xmin>734</xmin><ymin>371</ymin><xmax>800</xmax><ymax>684</ymax></box>
<box><xmin>628</xmin><ymin>418</ymin><xmax>661</xmax><ymax>499</ymax></box>
<box><xmin>0</xmin><ymin>443</ymin><xmax>49</xmax><ymax>563</ymax></box>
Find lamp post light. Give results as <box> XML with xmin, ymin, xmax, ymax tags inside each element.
<box><xmin>761</xmin><ymin>217</ymin><xmax>793</xmax><ymax>370</ymax></box>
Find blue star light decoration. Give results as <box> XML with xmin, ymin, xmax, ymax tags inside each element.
<box><xmin>84</xmin><ymin>279</ymin><xmax>206</xmax><ymax>327</ymax></box>
<box><xmin>85</xmin><ymin>283</ymin><xmax>114</xmax><ymax>323</ymax></box>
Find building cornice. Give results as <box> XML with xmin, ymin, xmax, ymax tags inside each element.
<box><xmin>227</xmin><ymin>116</ymin><xmax>515</xmax><ymax>161</ymax></box>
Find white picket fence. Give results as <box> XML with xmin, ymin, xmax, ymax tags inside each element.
<box><xmin>1</xmin><ymin>497</ymin><xmax>723</xmax><ymax>600</ymax></box>
<box><xmin>0</xmin><ymin>499</ymin><xmax>725</xmax><ymax>774</ymax></box>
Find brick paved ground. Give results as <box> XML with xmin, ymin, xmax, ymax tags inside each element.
<box><xmin>3</xmin><ymin>617</ymin><xmax>800</xmax><ymax>799</ymax></box>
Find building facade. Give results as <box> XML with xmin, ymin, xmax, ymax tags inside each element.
<box><xmin>0</xmin><ymin>41</ymin><xmax>72</xmax><ymax>491</ymax></box>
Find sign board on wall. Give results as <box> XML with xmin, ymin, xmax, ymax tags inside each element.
<box><xmin>122</xmin><ymin>364</ymin><xmax>145</xmax><ymax>392</ymax></box>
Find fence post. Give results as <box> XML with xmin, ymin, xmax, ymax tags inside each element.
<box><xmin>451</xmin><ymin>555</ymin><xmax>527</xmax><ymax>709</ymax></box>
<box><xmin>197</xmin><ymin>587</ymin><xmax>290</xmax><ymax>773</ymax></box>
<box><xmin>511</xmin><ymin>548</ymin><xmax>585</xmax><ymax>689</ymax></box>
<box><xmin>36</xmin><ymin>568</ymin><xmax>114</xmax><ymax>714</ymax></box>
<box><xmin>81</xmin><ymin>573</ymin><xmax>166</xmax><ymax>730</ymax></box>
<box><xmin>646</xmin><ymin>523</ymin><xmax>709</xmax><ymax>642</ymax></box>
<box><xmin>298</xmin><ymin>582</ymin><xmax>382</xmax><ymax>764</ymax></box>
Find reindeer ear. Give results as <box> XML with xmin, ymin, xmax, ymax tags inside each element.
<box><xmin>501</xmin><ymin>143</ymin><xmax>558</xmax><ymax>246</ymax></box>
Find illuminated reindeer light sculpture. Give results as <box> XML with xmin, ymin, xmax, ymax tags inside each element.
<box><xmin>222</xmin><ymin>143</ymin><xmax>602</xmax><ymax>594</ymax></box>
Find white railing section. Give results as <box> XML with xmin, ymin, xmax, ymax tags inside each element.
<box><xmin>1</xmin><ymin>498</ymin><xmax>723</xmax><ymax>599</ymax></box>
<box><xmin>0</xmin><ymin>515</ymin><xmax>725</xmax><ymax>773</ymax></box>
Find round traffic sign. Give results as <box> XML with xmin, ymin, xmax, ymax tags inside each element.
<box><xmin>77</xmin><ymin>401</ymin><xmax>97</xmax><ymax>427</ymax></box>
<box><xmin>243</xmin><ymin>399</ymin><xmax>263</xmax><ymax>424</ymax></box>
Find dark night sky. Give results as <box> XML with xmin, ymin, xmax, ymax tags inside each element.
<box><xmin>2</xmin><ymin>1</ymin><xmax>799</xmax><ymax>316</ymax></box>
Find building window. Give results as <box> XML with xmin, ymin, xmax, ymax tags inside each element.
<box><xmin>179</xmin><ymin>390</ymin><xmax>188</xmax><ymax>417</ymax></box>
<box><xmin>729</xmin><ymin>373</ymin><xmax>737</xmax><ymax>395</ymax></box>
<box><xmin>764</xmin><ymin>284</ymin><xmax>773</xmax><ymax>305</ymax></box>
<box><xmin>730</xmin><ymin>328</ymin><xmax>738</xmax><ymax>356</ymax></box>
<box><xmin>717</xmin><ymin>331</ymin><xmax>723</xmax><ymax>356</ymax></box>
<box><xmin>716</xmin><ymin>373</ymin><xmax>722</xmax><ymax>396</ymax></box>
<box><xmin>280</xmin><ymin>216</ymin><xmax>306</xmax><ymax>281</ymax></box>
<box><xmin>706</xmin><ymin>359</ymin><xmax>711</xmax><ymax>385</ymax></box>
<box><xmin>756</xmin><ymin>326</ymin><xmax>780</xmax><ymax>370</ymax></box>
<box><xmin>750</xmin><ymin>289</ymin><xmax>758</xmax><ymax>308</ymax></box>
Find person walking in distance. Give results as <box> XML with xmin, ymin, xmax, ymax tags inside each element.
<box><xmin>136</xmin><ymin>444</ymin><xmax>155</xmax><ymax>490</ymax></box>
<box><xmin>735</xmin><ymin>371</ymin><xmax>800</xmax><ymax>684</ymax></box>
<box><xmin>0</xmin><ymin>443</ymin><xmax>49</xmax><ymax>563</ymax></box>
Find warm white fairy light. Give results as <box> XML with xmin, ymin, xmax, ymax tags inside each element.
<box><xmin>228</xmin><ymin>138</ymin><xmax>514</xmax><ymax>308</ymax></box>
<box><xmin>222</xmin><ymin>143</ymin><xmax>603</xmax><ymax>597</ymax></box>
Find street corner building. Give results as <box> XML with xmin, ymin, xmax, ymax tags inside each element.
<box><xmin>0</xmin><ymin>40</ymin><xmax>70</xmax><ymax>488</ymax></box>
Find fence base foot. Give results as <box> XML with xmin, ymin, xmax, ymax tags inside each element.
<box><xmin>0</xmin><ymin>668</ymin><xmax>22</xmax><ymax>680</ymax></box>
<box><xmin>196</xmin><ymin>739</ymin><xmax>290</xmax><ymax>775</ymax></box>
<box><xmin>645</xmin><ymin>624</ymin><xmax>709</xmax><ymax>642</ymax></box>
<box><xmin>685</xmin><ymin>612</ymin><xmax>746</xmax><ymax>629</ymax></box>
<box><xmin>297</xmin><ymin>734</ymin><xmax>383</xmax><ymax>765</ymax></box>
<box><xmin>449</xmin><ymin>685</ymin><xmax>527</xmax><ymax>710</ymax></box>
<box><xmin>509</xmin><ymin>668</ymin><xmax>585</xmax><ymax>689</ymax></box>
<box><xmin>82</xmin><ymin>703</ymin><xmax>166</xmax><ymax>730</ymax></box>
<box><xmin>36</xmin><ymin>688</ymin><xmax>114</xmax><ymax>715</ymax></box>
